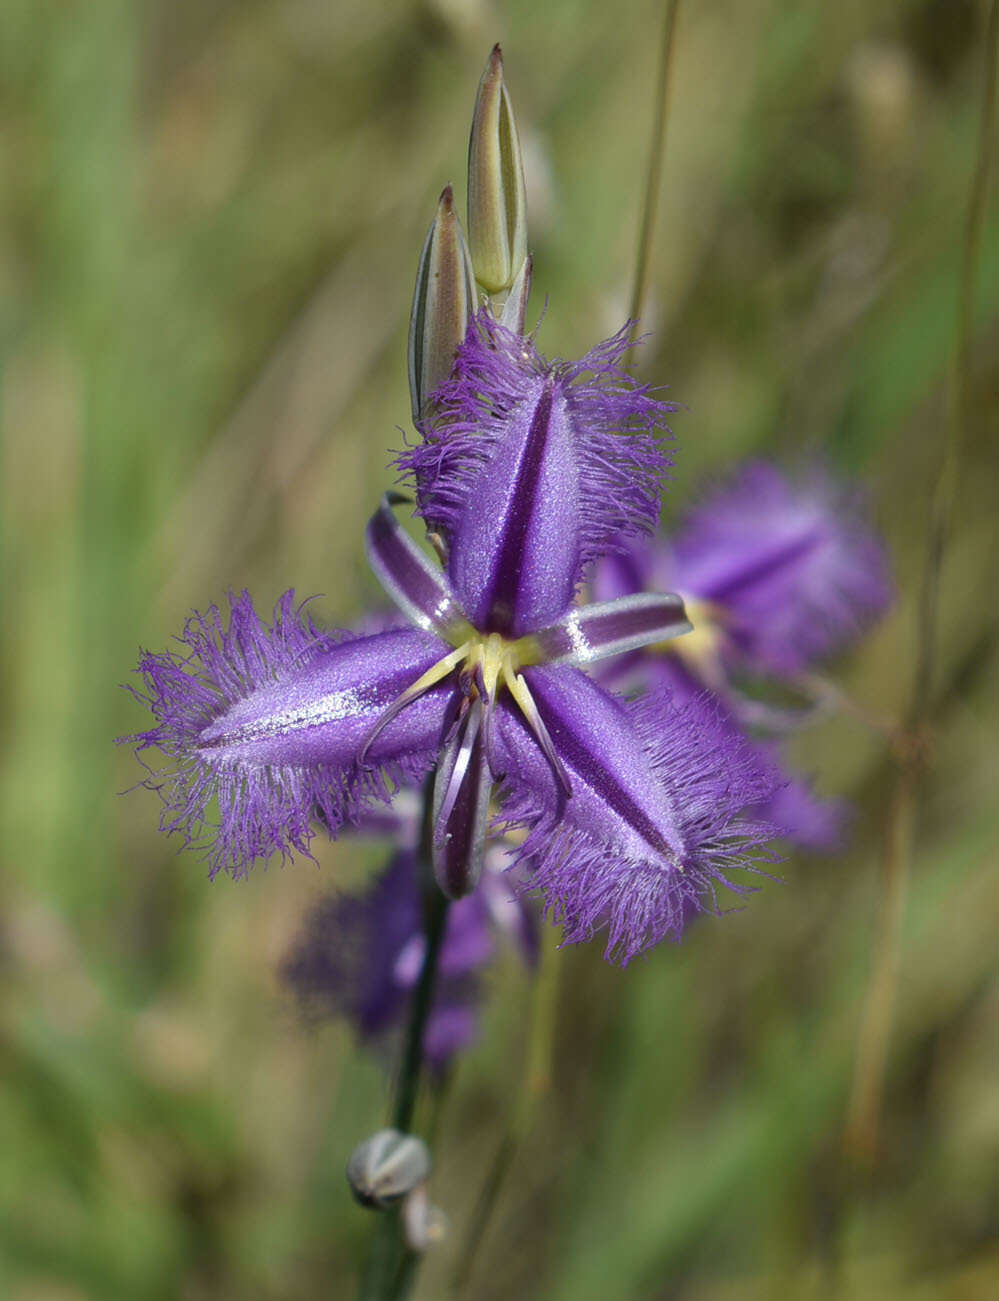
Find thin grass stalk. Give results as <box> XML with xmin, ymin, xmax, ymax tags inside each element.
<box><xmin>844</xmin><ymin>0</ymin><xmax>998</xmax><ymax>1168</ymax></box>
<box><xmin>626</xmin><ymin>0</ymin><xmax>681</xmax><ymax>363</ymax></box>
<box><xmin>449</xmin><ymin>939</ymin><xmax>561</xmax><ymax>1294</ymax></box>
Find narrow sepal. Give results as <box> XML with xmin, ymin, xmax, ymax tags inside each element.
<box><xmin>365</xmin><ymin>494</ymin><xmax>472</xmax><ymax>643</ymax></box>
<box><xmin>432</xmin><ymin>698</ymin><xmax>493</xmax><ymax>899</ymax></box>
<box><xmin>518</xmin><ymin>592</ymin><xmax>691</xmax><ymax>667</ymax></box>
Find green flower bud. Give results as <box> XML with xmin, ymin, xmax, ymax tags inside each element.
<box><xmin>467</xmin><ymin>44</ymin><xmax>528</xmax><ymax>297</ymax></box>
<box><xmin>409</xmin><ymin>185</ymin><xmax>477</xmax><ymax>423</ymax></box>
<box><xmin>346</xmin><ymin>1129</ymin><xmax>432</xmax><ymax>1210</ymax></box>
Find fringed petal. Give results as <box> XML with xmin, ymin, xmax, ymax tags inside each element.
<box><xmin>493</xmin><ymin>668</ymin><xmax>780</xmax><ymax>965</ymax></box>
<box><xmin>122</xmin><ymin>591</ymin><xmax>451</xmax><ymax>877</ymax></box>
<box><xmin>398</xmin><ymin>313</ymin><xmax>674</xmax><ymax>636</ymax></box>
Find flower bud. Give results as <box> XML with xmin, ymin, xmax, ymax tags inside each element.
<box><xmin>409</xmin><ymin>185</ymin><xmax>477</xmax><ymax>423</ymax></box>
<box><xmin>467</xmin><ymin>44</ymin><xmax>528</xmax><ymax>296</ymax></box>
<box><xmin>346</xmin><ymin>1129</ymin><xmax>432</xmax><ymax>1210</ymax></box>
<box><xmin>402</xmin><ymin>1182</ymin><xmax>448</xmax><ymax>1251</ymax></box>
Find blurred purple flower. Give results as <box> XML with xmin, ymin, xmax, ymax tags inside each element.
<box><xmin>282</xmin><ymin>849</ymin><xmax>536</xmax><ymax>1069</ymax></box>
<box><xmin>591</xmin><ymin>461</ymin><xmax>891</xmax><ymax>850</ymax></box>
<box><xmin>594</xmin><ymin>461</ymin><xmax>892</xmax><ymax>687</ymax></box>
<box><xmin>673</xmin><ymin>463</ymin><xmax>892</xmax><ymax>677</ymax></box>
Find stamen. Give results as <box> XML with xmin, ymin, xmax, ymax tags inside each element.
<box><xmin>502</xmin><ymin>665</ymin><xmax>573</xmax><ymax>798</ymax></box>
<box><xmin>358</xmin><ymin>642</ymin><xmax>471</xmax><ymax>765</ymax></box>
<box><xmin>358</xmin><ymin>623</ymin><xmax>574</xmax><ymax>805</ymax></box>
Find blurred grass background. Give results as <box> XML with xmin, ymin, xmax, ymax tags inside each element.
<box><xmin>1</xmin><ymin>0</ymin><xmax>997</xmax><ymax>1297</ymax></box>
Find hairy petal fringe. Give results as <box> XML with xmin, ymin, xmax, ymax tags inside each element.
<box><xmin>398</xmin><ymin>314</ymin><xmax>675</xmax><ymax>581</ymax></box>
<box><xmin>122</xmin><ymin>591</ymin><xmax>441</xmax><ymax>878</ymax></box>
<box><xmin>497</xmin><ymin>685</ymin><xmax>781</xmax><ymax>965</ymax></box>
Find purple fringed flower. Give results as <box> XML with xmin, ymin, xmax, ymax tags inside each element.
<box><xmin>675</xmin><ymin>462</ymin><xmax>892</xmax><ymax>678</ymax></box>
<box><xmin>125</xmin><ymin>323</ymin><xmax>783</xmax><ymax>962</ymax></box>
<box><xmin>282</xmin><ymin>849</ymin><xmax>536</xmax><ymax>1068</ymax></box>
<box><xmin>594</xmin><ymin>462</ymin><xmax>892</xmax><ymax>683</ymax></box>
<box><xmin>590</xmin><ymin>461</ymin><xmax>892</xmax><ymax>851</ymax></box>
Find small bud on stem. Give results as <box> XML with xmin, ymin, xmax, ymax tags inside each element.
<box><xmin>347</xmin><ymin>1129</ymin><xmax>432</xmax><ymax>1209</ymax></box>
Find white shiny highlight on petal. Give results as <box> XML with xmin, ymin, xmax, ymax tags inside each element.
<box><xmin>556</xmin><ymin>609</ymin><xmax>592</xmax><ymax>661</ymax></box>
<box><xmin>203</xmin><ymin>688</ymin><xmax>372</xmax><ymax>747</ymax></box>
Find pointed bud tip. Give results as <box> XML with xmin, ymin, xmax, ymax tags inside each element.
<box><xmin>347</xmin><ymin>1130</ymin><xmax>432</xmax><ymax>1210</ymax></box>
<box><xmin>438</xmin><ymin>183</ymin><xmax>454</xmax><ymax>211</ymax></box>
<box><xmin>479</xmin><ymin>44</ymin><xmax>503</xmax><ymax>89</ymax></box>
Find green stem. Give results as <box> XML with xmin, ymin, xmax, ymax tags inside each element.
<box><xmin>393</xmin><ymin>883</ymin><xmax>450</xmax><ymax>1134</ymax></box>
<box><xmin>626</xmin><ymin>0</ymin><xmax>681</xmax><ymax>357</ymax></box>
<box><xmin>358</xmin><ymin>795</ymin><xmax>452</xmax><ymax>1301</ymax></box>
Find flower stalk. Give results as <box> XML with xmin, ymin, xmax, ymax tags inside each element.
<box><xmin>359</xmin><ymin>785</ymin><xmax>452</xmax><ymax>1301</ymax></box>
<box><xmin>627</xmin><ymin>0</ymin><xmax>681</xmax><ymax>362</ymax></box>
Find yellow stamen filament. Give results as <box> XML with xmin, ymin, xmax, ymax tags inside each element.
<box><xmin>360</xmin><ymin>629</ymin><xmax>571</xmax><ymax>796</ymax></box>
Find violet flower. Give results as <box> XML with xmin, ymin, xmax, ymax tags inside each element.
<box><xmin>590</xmin><ymin>461</ymin><xmax>891</xmax><ymax>848</ymax></box>
<box><xmin>593</xmin><ymin>461</ymin><xmax>892</xmax><ymax>694</ymax></box>
<box><xmin>283</xmin><ymin>849</ymin><xmax>536</xmax><ymax>1070</ymax></box>
<box><xmin>126</xmin><ymin>318</ymin><xmax>781</xmax><ymax>963</ymax></box>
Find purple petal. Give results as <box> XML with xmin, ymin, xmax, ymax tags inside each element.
<box><xmin>282</xmin><ymin>851</ymin><xmax>489</xmax><ymax>1070</ymax></box>
<box><xmin>394</xmin><ymin>890</ymin><xmax>495</xmax><ymax>985</ymax></box>
<box><xmin>284</xmin><ymin>852</ymin><xmax>420</xmax><ymax>1039</ymax></box>
<box><xmin>493</xmin><ymin>669</ymin><xmax>780</xmax><ymax>964</ymax></box>
<box><xmin>424</xmin><ymin>1004</ymin><xmax>481</xmax><ymax>1069</ymax></box>
<box><xmin>123</xmin><ymin>591</ymin><xmax>451</xmax><ymax>876</ymax></box>
<box><xmin>431</xmin><ymin>697</ymin><xmax>493</xmax><ymax>898</ymax></box>
<box><xmin>398</xmin><ymin>313</ymin><xmax>674</xmax><ymax>636</ymax></box>
<box><xmin>365</xmin><ymin>494</ymin><xmax>470</xmax><ymax>641</ymax></box>
<box><xmin>525</xmin><ymin>593</ymin><xmax>690</xmax><ymax>667</ymax></box>
<box><xmin>672</xmin><ymin>462</ymin><xmax>893</xmax><ymax>676</ymax></box>
<box><xmin>753</xmin><ymin>756</ymin><xmax>848</xmax><ymax>851</ymax></box>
